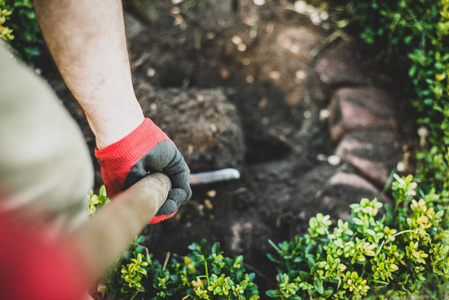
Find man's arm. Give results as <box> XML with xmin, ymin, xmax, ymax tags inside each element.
<box><xmin>34</xmin><ymin>0</ymin><xmax>143</xmax><ymax>149</ymax></box>
<box><xmin>34</xmin><ymin>0</ymin><xmax>192</xmax><ymax>220</ymax></box>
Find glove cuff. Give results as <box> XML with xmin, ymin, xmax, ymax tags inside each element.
<box><xmin>95</xmin><ymin>118</ymin><xmax>170</xmax><ymax>171</ymax></box>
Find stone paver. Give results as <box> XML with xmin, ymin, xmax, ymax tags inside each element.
<box><xmin>311</xmin><ymin>37</ymin><xmax>402</xmax><ymax>195</ymax></box>
<box><xmin>328</xmin><ymin>87</ymin><xmax>397</xmax><ymax>141</ymax></box>
<box><xmin>314</xmin><ymin>42</ymin><xmax>367</xmax><ymax>87</ymax></box>
<box><xmin>335</xmin><ymin>131</ymin><xmax>402</xmax><ymax>187</ymax></box>
<box><xmin>328</xmin><ymin>172</ymin><xmax>380</xmax><ymax>195</ymax></box>
<box><xmin>324</xmin><ymin>172</ymin><xmax>393</xmax><ymax>218</ymax></box>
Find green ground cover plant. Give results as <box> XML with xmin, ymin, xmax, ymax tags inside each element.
<box><xmin>0</xmin><ymin>0</ymin><xmax>42</xmax><ymax>65</ymax></box>
<box><xmin>266</xmin><ymin>2</ymin><xmax>449</xmax><ymax>297</ymax></box>
<box><xmin>88</xmin><ymin>188</ymin><xmax>260</xmax><ymax>300</ymax></box>
<box><xmin>105</xmin><ymin>238</ymin><xmax>260</xmax><ymax>299</ymax></box>
<box><xmin>88</xmin><ymin>185</ymin><xmax>110</xmax><ymax>216</ymax></box>
<box><xmin>267</xmin><ymin>174</ymin><xmax>449</xmax><ymax>299</ymax></box>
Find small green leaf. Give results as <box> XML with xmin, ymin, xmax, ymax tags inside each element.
<box><xmin>136</xmin><ymin>236</ymin><xmax>145</xmax><ymax>244</ymax></box>
<box><xmin>266</xmin><ymin>289</ymin><xmax>282</xmax><ymax>297</ymax></box>
<box><xmin>314</xmin><ymin>277</ymin><xmax>324</xmax><ymax>294</ymax></box>
<box><xmin>336</xmin><ymin>19</ymin><xmax>350</xmax><ymax>28</ymax></box>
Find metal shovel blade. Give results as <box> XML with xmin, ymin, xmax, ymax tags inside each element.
<box><xmin>189</xmin><ymin>168</ymin><xmax>240</xmax><ymax>185</ymax></box>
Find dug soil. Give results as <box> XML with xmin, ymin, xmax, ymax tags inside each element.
<box><xmin>39</xmin><ymin>0</ymin><xmax>412</xmax><ymax>291</ymax></box>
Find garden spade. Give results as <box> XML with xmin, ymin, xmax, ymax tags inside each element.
<box><xmin>189</xmin><ymin>168</ymin><xmax>240</xmax><ymax>185</ymax></box>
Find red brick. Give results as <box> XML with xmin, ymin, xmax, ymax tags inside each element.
<box><xmin>314</xmin><ymin>43</ymin><xmax>366</xmax><ymax>87</ymax></box>
<box><xmin>327</xmin><ymin>172</ymin><xmax>392</xmax><ymax>206</ymax></box>
<box><xmin>328</xmin><ymin>87</ymin><xmax>397</xmax><ymax>141</ymax></box>
<box><xmin>328</xmin><ymin>172</ymin><xmax>379</xmax><ymax>194</ymax></box>
<box><xmin>335</xmin><ymin>131</ymin><xmax>401</xmax><ymax>187</ymax></box>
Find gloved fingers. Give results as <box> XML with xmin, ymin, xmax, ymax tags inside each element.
<box><xmin>164</xmin><ymin>152</ymin><xmax>192</xmax><ymax>202</ymax></box>
<box><xmin>149</xmin><ymin>199</ymin><xmax>177</xmax><ymax>224</ymax></box>
<box><xmin>123</xmin><ymin>140</ymin><xmax>192</xmax><ymax>203</ymax></box>
<box><xmin>154</xmin><ymin>188</ymin><xmax>187</xmax><ymax>216</ymax></box>
<box><xmin>122</xmin><ymin>141</ymin><xmax>177</xmax><ymax>190</ymax></box>
<box><xmin>140</xmin><ymin>141</ymin><xmax>191</xmax><ymax>202</ymax></box>
<box><xmin>122</xmin><ymin>161</ymin><xmax>149</xmax><ymax>190</ymax></box>
<box><xmin>155</xmin><ymin>198</ymin><xmax>178</xmax><ymax>216</ymax></box>
<box><xmin>149</xmin><ymin>188</ymin><xmax>186</xmax><ymax>223</ymax></box>
<box><xmin>167</xmin><ymin>188</ymin><xmax>188</xmax><ymax>208</ymax></box>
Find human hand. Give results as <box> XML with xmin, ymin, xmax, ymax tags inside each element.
<box><xmin>95</xmin><ymin>118</ymin><xmax>192</xmax><ymax>223</ymax></box>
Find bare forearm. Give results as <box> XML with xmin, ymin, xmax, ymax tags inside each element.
<box><xmin>34</xmin><ymin>0</ymin><xmax>144</xmax><ymax>149</ymax></box>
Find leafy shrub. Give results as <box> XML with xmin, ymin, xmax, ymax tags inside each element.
<box><xmin>358</xmin><ymin>0</ymin><xmax>449</xmax><ymax>151</ymax></box>
<box><xmin>267</xmin><ymin>174</ymin><xmax>449</xmax><ymax>299</ymax></box>
<box><xmin>0</xmin><ymin>0</ymin><xmax>43</xmax><ymax>65</ymax></box>
<box><xmin>416</xmin><ymin>146</ymin><xmax>449</xmax><ymax>195</ymax></box>
<box><xmin>0</xmin><ymin>6</ymin><xmax>13</xmax><ymax>40</ymax></box>
<box><xmin>339</xmin><ymin>0</ymin><xmax>449</xmax><ymax>192</ymax></box>
<box><xmin>88</xmin><ymin>187</ymin><xmax>259</xmax><ymax>300</ymax></box>
<box><xmin>88</xmin><ymin>185</ymin><xmax>110</xmax><ymax>216</ymax></box>
<box><xmin>104</xmin><ymin>238</ymin><xmax>260</xmax><ymax>300</ymax></box>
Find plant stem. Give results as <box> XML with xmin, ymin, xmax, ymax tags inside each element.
<box><xmin>204</xmin><ymin>260</ymin><xmax>210</xmax><ymax>286</ymax></box>
<box><xmin>130</xmin><ymin>291</ymin><xmax>139</xmax><ymax>300</ymax></box>
<box><xmin>268</xmin><ymin>239</ymin><xmax>282</xmax><ymax>254</ymax></box>
<box><xmin>163</xmin><ymin>251</ymin><xmax>171</xmax><ymax>270</ymax></box>
<box><xmin>243</xmin><ymin>262</ymin><xmax>272</xmax><ymax>283</ymax></box>
<box><xmin>376</xmin><ymin>229</ymin><xmax>431</xmax><ymax>256</ymax></box>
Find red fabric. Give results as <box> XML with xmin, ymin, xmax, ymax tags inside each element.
<box><xmin>95</xmin><ymin>118</ymin><xmax>172</xmax><ymax>198</ymax></box>
<box><xmin>0</xmin><ymin>216</ymin><xmax>87</xmax><ymax>300</ymax></box>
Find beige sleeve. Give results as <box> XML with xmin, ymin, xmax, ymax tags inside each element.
<box><xmin>0</xmin><ymin>44</ymin><xmax>93</xmax><ymax>233</ymax></box>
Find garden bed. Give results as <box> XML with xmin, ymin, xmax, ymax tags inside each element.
<box><xmin>40</xmin><ymin>0</ymin><xmax>407</xmax><ymax>293</ymax></box>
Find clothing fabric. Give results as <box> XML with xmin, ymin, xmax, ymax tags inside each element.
<box><xmin>0</xmin><ymin>44</ymin><xmax>93</xmax><ymax>233</ymax></box>
<box><xmin>0</xmin><ymin>215</ymin><xmax>88</xmax><ymax>300</ymax></box>
<box><xmin>0</xmin><ymin>43</ymin><xmax>94</xmax><ymax>298</ymax></box>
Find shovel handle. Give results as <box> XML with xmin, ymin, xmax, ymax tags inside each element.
<box><xmin>69</xmin><ymin>173</ymin><xmax>171</xmax><ymax>284</ymax></box>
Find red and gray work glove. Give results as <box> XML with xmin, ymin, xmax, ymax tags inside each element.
<box><xmin>95</xmin><ymin>118</ymin><xmax>192</xmax><ymax>223</ymax></box>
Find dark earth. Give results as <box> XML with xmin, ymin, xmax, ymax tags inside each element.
<box><xmin>38</xmin><ymin>0</ymin><xmax>413</xmax><ymax>291</ymax></box>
